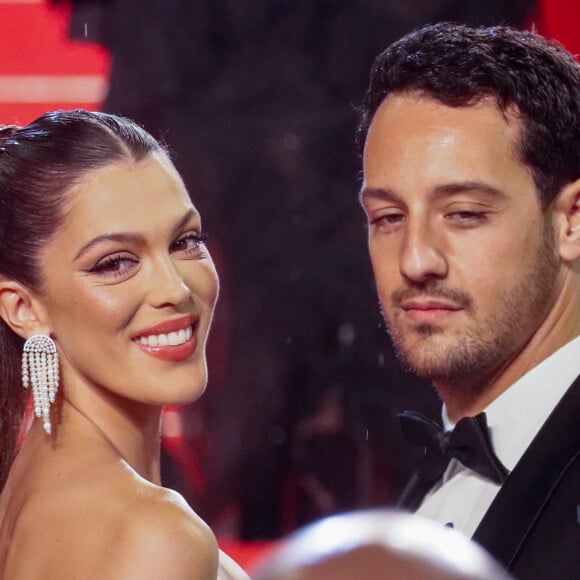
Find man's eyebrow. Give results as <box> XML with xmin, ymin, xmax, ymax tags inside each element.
<box><xmin>430</xmin><ymin>180</ymin><xmax>508</xmax><ymax>200</ymax></box>
<box><xmin>74</xmin><ymin>208</ymin><xmax>200</xmax><ymax>261</ymax></box>
<box><xmin>358</xmin><ymin>186</ymin><xmax>403</xmax><ymax>206</ymax></box>
<box><xmin>359</xmin><ymin>181</ymin><xmax>507</xmax><ymax>206</ymax></box>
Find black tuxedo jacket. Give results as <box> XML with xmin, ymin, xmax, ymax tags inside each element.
<box><xmin>399</xmin><ymin>375</ymin><xmax>580</xmax><ymax>579</ymax></box>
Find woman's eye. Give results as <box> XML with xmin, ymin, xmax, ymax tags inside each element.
<box><xmin>171</xmin><ymin>232</ymin><xmax>208</xmax><ymax>254</ymax></box>
<box><xmin>89</xmin><ymin>254</ymin><xmax>138</xmax><ymax>277</ymax></box>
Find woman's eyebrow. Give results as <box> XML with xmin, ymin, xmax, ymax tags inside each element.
<box><xmin>74</xmin><ymin>232</ymin><xmax>145</xmax><ymax>261</ymax></box>
<box><xmin>73</xmin><ymin>208</ymin><xmax>200</xmax><ymax>262</ymax></box>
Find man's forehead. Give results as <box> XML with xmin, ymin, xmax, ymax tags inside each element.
<box><xmin>361</xmin><ymin>92</ymin><xmax>539</xmax><ymax>209</ymax></box>
<box><xmin>370</xmin><ymin>91</ymin><xmax>522</xmax><ymax>130</ymax></box>
<box><xmin>364</xmin><ymin>94</ymin><xmax>525</xmax><ymax>168</ymax></box>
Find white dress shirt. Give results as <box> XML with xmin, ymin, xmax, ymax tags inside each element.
<box><xmin>416</xmin><ymin>335</ymin><xmax>580</xmax><ymax>537</ymax></box>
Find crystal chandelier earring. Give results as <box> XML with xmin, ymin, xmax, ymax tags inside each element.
<box><xmin>22</xmin><ymin>334</ymin><xmax>60</xmax><ymax>435</ymax></box>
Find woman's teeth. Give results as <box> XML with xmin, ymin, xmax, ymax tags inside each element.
<box><xmin>137</xmin><ymin>326</ymin><xmax>192</xmax><ymax>347</ymax></box>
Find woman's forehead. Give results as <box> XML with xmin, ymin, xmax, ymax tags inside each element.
<box><xmin>57</xmin><ymin>156</ymin><xmax>197</xmax><ymax>241</ymax></box>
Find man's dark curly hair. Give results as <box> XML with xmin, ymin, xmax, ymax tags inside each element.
<box><xmin>357</xmin><ymin>22</ymin><xmax>580</xmax><ymax>208</ymax></box>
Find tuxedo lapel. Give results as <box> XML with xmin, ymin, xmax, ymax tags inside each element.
<box><xmin>472</xmin><ymin>375</ymin><xmax>580</xmax><ymax>569</ymax></box>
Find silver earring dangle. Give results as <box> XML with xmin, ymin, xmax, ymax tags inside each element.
<box><xmin>22</xmin><ymin>335</ymin><xmax>60</xmax><ymax>435</ymax></box>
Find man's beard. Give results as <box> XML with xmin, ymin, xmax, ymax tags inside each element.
<box><xmin>382</xmin><ymin>220</ymin><xmax>560</xmax><ymax>391</ymax></box>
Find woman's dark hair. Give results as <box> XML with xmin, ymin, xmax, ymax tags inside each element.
<box><xmin>357</xmin><ymin>22</ymin><xmax>580</xmax><ymax>208</ymax></box>
<box><xmin>0</xmin><ymin>109</ymin><xmax>163</xmax><ymax>489</ymax></box>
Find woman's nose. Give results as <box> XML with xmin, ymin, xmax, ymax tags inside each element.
<box><xmin>147</xmin><ymin>257</ymin><xmax>191</xmax><ymax>309</ymax></box>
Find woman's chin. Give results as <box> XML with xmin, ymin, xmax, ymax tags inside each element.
<box><xmin>161</xmin><ymin>377</ymin><xmax>209</xmax><ymax>407</ymax></box>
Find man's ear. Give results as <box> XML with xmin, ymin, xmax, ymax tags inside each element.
<box><xmin>0</xmin><ymin>277</ymin><xmax>50</xmax><ymax>339</ymax></box>
<box><xmin>555</xmin><ymin>178</ymin><xmax>580</xmax><ymax>262</ymax></box>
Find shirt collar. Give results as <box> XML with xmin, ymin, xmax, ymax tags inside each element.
<box><xmin>442</xmin><ymin>336</ymin><xmax>580</xmax><ymax>471</ymax></box>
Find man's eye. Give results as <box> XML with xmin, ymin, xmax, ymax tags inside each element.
<box><xmin>446</xmin><ymin>211</ymin><xmax>488</xmax><ymax>223</ymax></box>
<box><xmin>372</xmin><ymin>213</ymin><xmax>405</xmax><ymax>227</ymax></box>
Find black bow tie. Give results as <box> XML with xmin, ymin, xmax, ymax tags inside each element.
<box><xmin>398</xmin><ymin>411</ymin><xmax>510</xmax><ymax>485</ymax></box>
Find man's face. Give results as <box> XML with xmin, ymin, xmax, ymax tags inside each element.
<box><xmin>360</xmin><ymin>93</ymin><xmax>561</xmax><ymax>390</ymax></box>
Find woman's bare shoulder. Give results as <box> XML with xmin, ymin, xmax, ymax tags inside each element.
<box><xmin>9</xmin><ymin>466</ymin><xmax>218</xmax><ymax>579</ymax></box>
<box><xmin>100</xmin><ymin>484</ymin><xmax>220</xmax><ymax>579</ymax></box>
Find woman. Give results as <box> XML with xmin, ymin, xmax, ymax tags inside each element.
<box><xmin>0</xmin><ymin>110</ymin><xmax>248</xmax><ymax>579</ymax></box>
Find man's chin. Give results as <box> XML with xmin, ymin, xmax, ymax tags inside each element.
<box><xmin>393</xmin><ymin>339</ymin><xmax>502</xmax><ymax>390</ymax></box>
<box><xmin>392</xmin><ymin>339</ymin><xmax>473</xmax><ymax>382</ymax></box>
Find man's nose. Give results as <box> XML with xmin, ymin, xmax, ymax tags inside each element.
<box><xmin>399</xmin><ymin>221</ymin><xmax>447</xmax><ymax>284</ymax></box>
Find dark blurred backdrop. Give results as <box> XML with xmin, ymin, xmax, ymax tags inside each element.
<box><xmin>59</xmin><ymin>0</ymin><xmax>536</xmax><ymax>539</ymax></box>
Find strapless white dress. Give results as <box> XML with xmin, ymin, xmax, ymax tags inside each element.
<box><xmin>218</xmin><ymin>549</ymin><xmax>250</xmax><ymax>580</ymax></box>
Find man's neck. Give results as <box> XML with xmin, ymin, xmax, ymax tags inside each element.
<box><xmin>439</xmin><ymin>271</ymin><xmax>580</xmax><ymax>422</ymax></box>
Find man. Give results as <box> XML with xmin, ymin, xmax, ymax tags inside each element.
<box><xmin>357</xmin><ymin>23</ymin><xmax>580</xmax><ymax>578</ymax></box>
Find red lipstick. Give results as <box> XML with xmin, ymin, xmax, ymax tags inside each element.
<box><xmin>132</xmin><ymin>315</ymin><xmax>199</xmax><ymax>362</ymax></box>
<box><xmin>132</xmin><ymin>315</ymin><xmax>196</xmax><ymax>339</ymax></box>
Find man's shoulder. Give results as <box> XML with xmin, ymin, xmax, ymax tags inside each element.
<box><xmin>510</xmin><ymin>448</ymin><xmax>580</xmax><ymax>578</ymax></box>
<box><xmin>473</xmin><ymin>374</ymin><xmax>580</xmax><ymax>576</ymax></box>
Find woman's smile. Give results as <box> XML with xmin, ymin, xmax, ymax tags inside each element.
<box><xmin>132</xmin><ymin>314</ymin><xmax>199</xmax><ymax>362</ymax></box>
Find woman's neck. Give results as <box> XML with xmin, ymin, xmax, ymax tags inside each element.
<box><xmin>57</xmin><ymin>394</ymin><xmax>164</xmax><ymax>484</ymax></box>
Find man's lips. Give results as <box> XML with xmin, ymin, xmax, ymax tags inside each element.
<box><xmin>401</xmin><ymin>300</ymin><xmax>462</xmax><ymax>323</ymax></box>
<box><xmin>402</xmin><ymin>299</ymin><xmax>461</xmax><ymax>311</ymax></box>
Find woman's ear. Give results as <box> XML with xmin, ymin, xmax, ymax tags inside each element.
<box><xmin>555</xmin><ymin>178</ymin><xmax>580</xmax><ymax>263</ymax></box>
<box><xmin>0</xmin><ymin>277</ymin><xmax>50</xmax><ymax>339</ymax></box>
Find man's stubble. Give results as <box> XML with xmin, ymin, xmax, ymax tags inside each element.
<box><xmin>381</xmin><ymin>217</ymin><xmax>560</xmax><ymax>395</ymax></box>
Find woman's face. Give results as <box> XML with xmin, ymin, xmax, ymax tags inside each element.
<box><xmin>38</xmin><ymin>152</ymin><xmax>219</xmax><ymax>409</ymax></box>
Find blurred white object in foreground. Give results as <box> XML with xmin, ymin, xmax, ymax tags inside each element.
<box><xmin>253</xmin><ymin>510</ymin><xmax>510</xmax><ymax>580</ymax></box>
